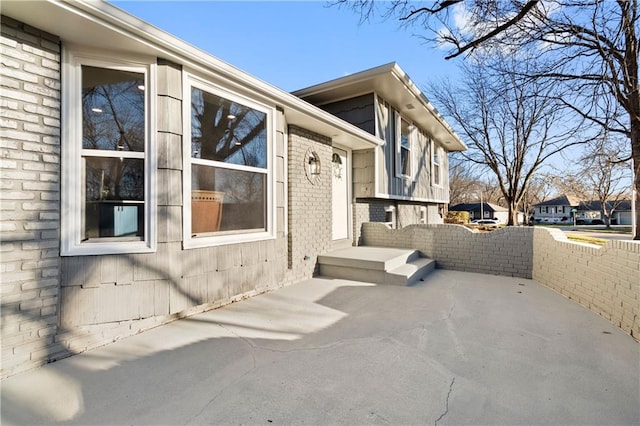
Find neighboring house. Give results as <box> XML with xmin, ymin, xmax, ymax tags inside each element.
<box><xmin>578</xmin><ymin>200</ymin><xmax>633</xmax><ymax>225</ymax></box>
<box><xmin>0</xmin><ymin>1</ymin><xmax>465</xmax><ymax>377</ymax></box>
<box><xmin>449</xmin><ymin>202</ymin><xmax>512</xmax><ymax>224</ymax></box>
<box><xmin>532</xmin><ymin>195</ymin><xmax>580</xmax><ymax>222</ymax></box>
<box><xmin>293</xmin><ymin>64</ymin><xmax>467</xmax><ymax>242</ymax></box>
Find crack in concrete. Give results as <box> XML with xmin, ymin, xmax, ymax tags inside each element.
<box><xmin>434</xmin><ymin>377</ymin><xmax>455</xmax><ymax>425</ymax></box>
<box><xmin>184</xmin><ymin>323</ymin><xmax>258</xmax><ymax>425</ymax></box>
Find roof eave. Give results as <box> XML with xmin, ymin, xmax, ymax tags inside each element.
<box><xmin>293</xmin><ymin>63</ymin><xmax>467</xmax><ymax>152</ymax></box>
<box><xmin>2</xmin><ymin>0</ymin><xmax>382</xmax><ymax>150</ymax></box>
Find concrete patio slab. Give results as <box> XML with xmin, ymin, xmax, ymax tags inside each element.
<box><xmin>2</xmin><ymin>270</ymin><xmax>639</xmax><ymax>425</ymax></box>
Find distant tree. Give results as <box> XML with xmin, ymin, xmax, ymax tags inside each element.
<box><xmin>521</xmin><ymin>174</ymin><xmax>554</xmax><ymax>224</ymax></box>
<box><xmin>332</xmin><ymin>0</ymin><xmax>639</xmax><ymax>237</ymax></box>
<box><xmin>554</xmin><ymin>137</ymin><xmax>632</xmax><ymax>228</ymax></box>
<box><xmin>448</xmin><ymin>152</ymin><xmax>481</xmax><ymax>206</ymax></box>
<box><xmin>431</xmin><ymin>57</ymin><xmax>584</xmax><ymax>225</ymax></box>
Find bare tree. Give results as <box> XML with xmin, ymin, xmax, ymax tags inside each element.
<box><xmin>431</xmin><ymin>57</ymin><xmax>585</xmax><ymax>225</ymax></box>
<box><xmin>448</xmin><ymin>152</ymin><xmax>482</xmax><ymax>205</ymax></box>
<box><xmin>332</xmin><ymin>0</ymin><xmax>639</xmax><ymax>237</ymax></box>
<box><xmin>560</xmin><ymin>138</ymin><xmax>632</xmax><ymax>228</ymax></box>
<box><xmin>520</xmin><ymin>173</ymin><xmax>555</xmax><ymax>224</ymax></box>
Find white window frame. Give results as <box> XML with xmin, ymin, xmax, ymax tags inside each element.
<box><xmin>395</xmin><ymin>112</ymin><xmax>414</xmax><ymax>180</ymax></box>
<box><xmin>432</xmin><ymin>140</ymin><xmax>443</xmax><ymax>187</ymax></box>
<box><xmin>183</xmin><ymin>74</ymin><xmax>276</xmax><ymax>249</ymax></box>
<box><xmin>61</xmin><ymin>49</ymin><xmax>157</xmax><ymax>256</ymax></box>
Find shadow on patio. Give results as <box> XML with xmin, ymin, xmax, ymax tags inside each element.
<box><xmin>2</xmin><ymin>270</ymin><xmax>638</xmax><ymax>425</ymax></box>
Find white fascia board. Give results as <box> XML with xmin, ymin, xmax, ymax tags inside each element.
<box><xmin>294</xmin><ymin>62</ymin><xmax>467</xmax><ymax>152</ymax></box>
<box><xmin>8</xmin><ymin>0</ymin><xmax>381</xmax><ymax>150</ymax></box>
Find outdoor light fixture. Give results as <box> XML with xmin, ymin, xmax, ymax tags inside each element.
<box><xmin>308</xmin><ymin>152</ymin><xmax>321</xmax><ymax>176</ymax></box>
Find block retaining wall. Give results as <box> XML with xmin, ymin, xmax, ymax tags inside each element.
<box><xmin>362</xmin><ymin>222</ymin><xmax>639</xmax><ymax>338</ymax></box>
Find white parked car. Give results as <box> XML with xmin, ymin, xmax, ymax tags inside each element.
<box><xmin>470</xmin><ymin>219</ymin><xmax>500</xmax><ymax>225</ymax></box>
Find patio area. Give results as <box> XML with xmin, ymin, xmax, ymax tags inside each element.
<box><xmin>2</xmin><ymin>269</ymin><xmax>639</xmax><ymax>425</ymax></box>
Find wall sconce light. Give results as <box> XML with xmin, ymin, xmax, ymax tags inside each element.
<box><xmin>308</xmin><ymin>152</ymin><xmax>321</xmax><ymax>176</ymax></box>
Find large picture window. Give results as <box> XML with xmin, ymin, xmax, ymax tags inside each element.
<box><xmin>62</xmin><ymin>51</ymin><xmax>156</xmax><ymax>255</ymax></box>
<box><xmin>185</xmin><ymin>77</ymin><xmax>273</xmax><ymax>247</ymax></box>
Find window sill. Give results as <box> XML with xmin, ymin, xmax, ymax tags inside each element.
<box><xmin>183</xmin><ymin>231</ymin><xmax>275</xmax><ymax>249</ymax></box>
<box><xmin>61</xmin><ymin>240</ymin><xmax>156</xmax><ymax>256</ymax></box>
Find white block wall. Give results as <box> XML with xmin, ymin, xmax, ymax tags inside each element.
<box><xmin>362</xmin><ymin>222</ymin><xmax>639</xmax><ymax>338</ymax></box>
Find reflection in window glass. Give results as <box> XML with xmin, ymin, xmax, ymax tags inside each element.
<box><xmin>84</xmin><ymin>157</ymin><xmax>144</xmax><ymax>239</ymax></box>
<box><xmin>433</xmin><ymin>147</ymin><xmax>441</xmax><ymax>186</ymax></box>
<box><xmin>192</xmin><ymin>164</ymin><xmax>266</xmax><ymax>234</ymax></box>
<box><xmin>189</xmin><ymin>86</ymin><xmax>270</xmax><ymax>239</ymax></box>
<box><xmin>400</xmin><ymin>119</ymin><xmax>411</xmax><ymax>176</ymax></box>
<box><xmin>82</xmin><ymin>66</ymin><xmax>145</xmax><ymax>152</ymax></box>
<box><xmin>81</xmin><ymin>65</ymin><xmax>146</xmax><ymax>241</ymax></box>
<box><xmin>191</xmin><ymin>88</ymin><xmax>267</xmax><ymax>168</ymax></box>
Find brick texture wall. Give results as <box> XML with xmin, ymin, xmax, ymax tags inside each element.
<box><xmin>285</xmin><ymin>126</ymin><xmax>332</xmax><ymax>284</ymax></box>
<box><xmin>533</xmin><ymin>228</ymin><xmax>639</xmax><ymax>338</ymax></box>
<box><xmin>0</xmin><ymin>16</ymin><xmax>62</xmax><ymax>376</ymax></box>
<box><xmin>361</xmin><ymin>222</ymin><xmax>639</xmax><ymax>338</ymax></box>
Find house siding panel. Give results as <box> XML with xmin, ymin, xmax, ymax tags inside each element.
<box><xmin>57</xmin><ymin>68</ymin><xmax>290</xmax><ymax>330</ymax></box>
<box><xmin>353</xmin><ymin>149</ymin><xmax>375</xmax><ymax>198</ymax></box>
<box><xmin>375</xmin><ymin>96</ymin><xmax>449</xmax><ymax>202</ymax></box>
<box><xmin>321</xmin><ymin>94</ymin><xmax>375</xmax><ymax>135</ymax></box>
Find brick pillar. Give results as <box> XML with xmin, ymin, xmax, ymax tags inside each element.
<box><xmin>286</xmin><ymin>126</ymin><xmax>332</xmax><ymax>283</ymax></box>
<box><xmin>0</xmin><ymin>16</ymin><xmax>63</xmax><ymax>377</ymax></box>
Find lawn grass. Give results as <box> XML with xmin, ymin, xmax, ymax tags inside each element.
<box><xmin>576</xmin><ymin>227</ymin><xmax>632</xmax><ymax>234</ymax></box>
<box><xmin>534</xmin><ymin>223</ymin><xmax>632</xmax><ymax>234</ymax></box>
<box><xmin>566</xmin><ymin>234</ymin><xmax>607</xmax><ymax>246</ymax></box>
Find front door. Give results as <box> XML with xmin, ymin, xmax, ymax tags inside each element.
<box><xmin>331</xmin><ymin>147</ymin><xmax>349</xmax><ymax>240</ymax></box>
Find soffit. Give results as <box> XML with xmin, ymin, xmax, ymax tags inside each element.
<box><xmin>293</xmin><ymin>63</ymin><xmax>467</xmax><ymax>152</ymax></box>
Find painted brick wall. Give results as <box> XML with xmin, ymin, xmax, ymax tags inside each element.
<box><xmin>0</xmin><ymin>16</ymin><xmax>62</xmax><ymax>376</ymax></box>
<box><xmin>353</xmin><ymin>200</ymin><xmax>441</xmax><ymax>246</ymax></box>
<box><xmin>285</xmin><ymin>125</ymin><xmax>332</xmax><ymax>284</ymax></box>
<box><xmin>532</xmin><ymin>228</ymin><xmax>639</xmax><ymax>338</ymax></box>
<box><xmin>353</xmin><ymin>199</ymin><xmax>391</xmax><ymax>245</ymax></box>
<box><xmin>361</xmin><ymin>222</ymin><xmax>534</xmax><ymax>278</ymax></box>
<box><xmin>361</xmin><ymin>222</ymin><xmax>639</xmax><ymax>338</ymax></box>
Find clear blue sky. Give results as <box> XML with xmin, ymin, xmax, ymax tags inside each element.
<box><xmin>111</xmin><ymin>1</ymin><xmax>460</xmax><ymax>93</ymax></box>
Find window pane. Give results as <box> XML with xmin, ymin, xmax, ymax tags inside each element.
<box><xmin>400</xmin><ymin>119</ymin><xmax>410</xmax><ymax>149</ymax></box>
<box><xmin>82</xmin><ymin>66</ymin><xmax>145</xmax><ymax>152</ymax></box>
<box><xmin>400</xmin><ymin>148</ymin><xmax>410</xmax><ymax>176</ymax></box>
<box><xmin>84</xmin><ymin>157</ymin><xmax>144</xmax><ymax>239</ymax></box>
<box><xmin>191</xmin><ymin>88</ymin><xmax>267</xmax><ymax>168</ymax></box>
<box><xmin>433</xmin><ymin>150</ymin><xmax>441</xmax><ymax>185</ymax></box>
<box><xmin>192</xmin><ymin>164</ymin><xmax>266</xmax><ymax>234</ymax></box>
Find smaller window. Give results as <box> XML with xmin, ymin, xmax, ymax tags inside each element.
<box><xmin>395</xmin><ymin>114</ymin><xmax>412</xmax><ymax>179</ymax></box>
<box><xmin>61</xmin><ymin>50</ymin><xmax>156</xmax><ymax>256</ymax></box>
<box><xmin>432</xmin><ymin>142</ymin><xmax>441</xmax><ymax>186</ymax></box>
<box><xmin>420</xmin><ymin>206</ymin><xmax>427</xmax><ymax>224</ymax></box>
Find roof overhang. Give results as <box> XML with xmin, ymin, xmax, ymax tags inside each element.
<box><xmin>2</xmin><ymin>0</ymin><xmax>382</xmax><ymax>150</ymax></box>
<box><xmin>293</xmin><ymin>63</ymin><xmax>467</xmax><ymax>152</ymax></box>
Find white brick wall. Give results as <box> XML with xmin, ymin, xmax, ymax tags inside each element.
<box><xmin>532</xmin><ymin>228</ymin><xmax>639</xmax><ymax>338</ymax></box>
<box><xmin>285</xmin><ymin>126</ymin><xmax>333</xmax><ymax>284</ymax></box>
<box><xmin>362</xmin><ymin>222</ymin><xmax>639</xmax><ymax>338</ymax></box>
<box><xmin>1</xmin><ymin>16</ymin><xmax>62</xmax><ymax>377</ymax></box>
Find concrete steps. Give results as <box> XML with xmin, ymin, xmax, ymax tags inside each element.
<box><xmin>317</xmin><ymin>246</ymin><xmax>435</xmax><ymax>286</ymax></box>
